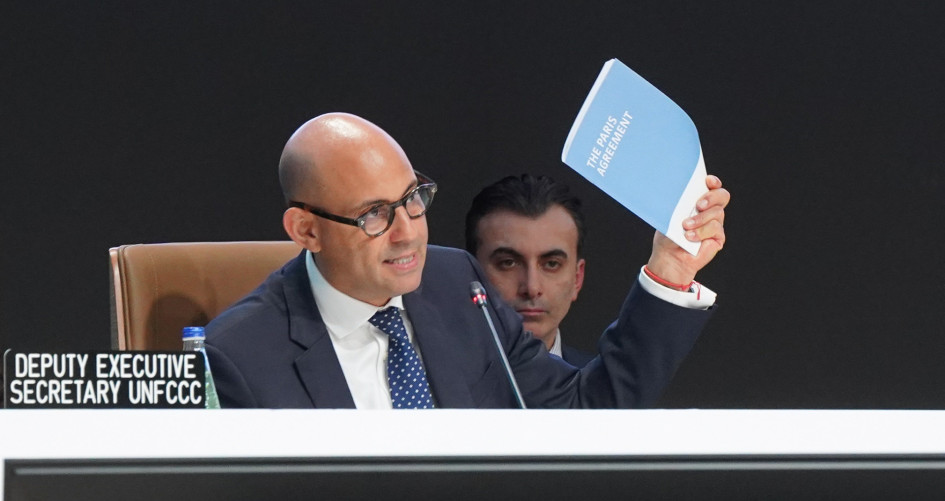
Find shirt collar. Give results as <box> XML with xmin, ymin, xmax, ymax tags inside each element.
<box><xmin>306</xmin><ymin>251</ymin><xmax>405</xmax><ymax>339</ymax></box>
<box><xmin>548</xmin><ymin>328</ymin><xmax>563</xmax><ymax>357</ymax></box>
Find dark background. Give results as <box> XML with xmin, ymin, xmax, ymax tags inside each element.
<box><xmin>3</xmin><ymin>1</ymin><xmax>942</xmax><ymax>408</ymax></box>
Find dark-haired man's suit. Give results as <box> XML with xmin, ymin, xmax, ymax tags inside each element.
<box><xmin>561</xmin><ymin>344</ymin><xmax>595</xmax><ymax>368</ymax></box>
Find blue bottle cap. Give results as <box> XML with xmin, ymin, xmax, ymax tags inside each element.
<box><xmin>181</xmin><ymin>326</ymin><xmax>206</xmax><ymax>339</ymax></box>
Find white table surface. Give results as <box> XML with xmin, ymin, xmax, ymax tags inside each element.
<box><xmin>3</xmin><ymin>409</ymin><xmax>945</xmax><ymax>496</ymax></box>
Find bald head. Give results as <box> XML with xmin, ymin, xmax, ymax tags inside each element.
<box><xmin>278</xmin><ymin>112</ymin><xmax>428</xmax><ymax>306</ymax></box>
<box><xmin>278</xmin><ymin>113</ymin><xmax>410</xmax><ymax>205</ymax></box>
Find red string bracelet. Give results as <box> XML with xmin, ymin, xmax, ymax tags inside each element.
<box><xmin>643</xmin><ymin>265</ymin><xmax>694</xmax><ymax>292</ymax></box>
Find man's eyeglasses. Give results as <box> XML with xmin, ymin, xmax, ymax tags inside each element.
<box><xmin>289</xmin><ymin>172</ymin><xmax>438</xmax><ymax>237</ymax></box>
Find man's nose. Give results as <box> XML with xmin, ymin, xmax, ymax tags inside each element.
<box><xmin>518</xmin><ymin>266</ymin><xmax>542</xmax><ymax>299</ymax></box>
<box><xmin>387</xmin><ymin>205</ymin><xmax>418</xmax><ymax>242</ymax></box>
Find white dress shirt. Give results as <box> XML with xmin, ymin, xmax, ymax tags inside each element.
<box><xmin>548</xmin><ymin>329</ymin><xmax>564</xmax><ymax>358</ymax></box>
<box><xmin>636</xmin><ymin>267</ymin><xmax>716</xmax><ymax>309</ymax></box>
<box><xmin>305</xmin><ymin>252</ymin><xmax>421</xmax><ymax>410</ymax></box>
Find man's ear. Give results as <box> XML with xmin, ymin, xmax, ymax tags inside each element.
<box><xmin>572</xmin><ymin>258</ymin><xmax>586</xmax><ymax>301</ymax></box>
<box><xmin>283</xmin><ymin>208</ymin><xmax>321</xmax><ymax>253</ymax></box>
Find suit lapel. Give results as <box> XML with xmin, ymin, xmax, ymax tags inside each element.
<box><xmin>282</xmin><ymin>252</ymin><xmax>356</xmax><ymax>409</ymax></box>
<box><xmin>404</xmin><ymin>290</ymin><xmax>475</xmax><ymax>408</ymax></box>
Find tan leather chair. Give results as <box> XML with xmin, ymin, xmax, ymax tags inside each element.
<box><xmin>109</xmin><ymin>241</ymin><xmax>302</xmax><ymax>350</ymax></box>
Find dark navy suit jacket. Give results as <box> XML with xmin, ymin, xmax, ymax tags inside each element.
<box><xmin>561</xmin><ymin>344</ymin><xmax>596</xmax><ymax>368</ymax></box>
<box><xmin>205</xmin><ymin>246</ymin><xmax>712</xmax><ymax>409</ymax></box>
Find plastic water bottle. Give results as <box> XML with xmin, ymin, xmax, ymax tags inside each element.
<box><xmin>182</xmin><ymin>326</ymin><xmax>221</xmax><ymax>409</ymax></box>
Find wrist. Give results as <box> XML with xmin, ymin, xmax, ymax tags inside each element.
<box><xmin>643</xmin><ymin>265</ymin><xmax>694</xmax><ymax>292</ymax></box>
<box><xmin>644</xmin><ymin>255</ymin><xmax>696</xmax><ymax>285</ymax></box>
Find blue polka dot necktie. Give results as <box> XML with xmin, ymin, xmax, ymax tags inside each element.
<box><xmin>369</xmin><ymin>307</ymin><xmax>435</xmax><ymax>409</ymax></box>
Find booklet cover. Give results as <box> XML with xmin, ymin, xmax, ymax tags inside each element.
<box><xmin>561</xmin><ymin>58</ymin><xmax>706</xmax><ymax>255</ymax></box>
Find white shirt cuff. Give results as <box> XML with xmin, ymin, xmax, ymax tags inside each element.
<box><xmin>637</xmin><ymin>266</ymin><xmax>716</xmax><ymax>310</ymax></box>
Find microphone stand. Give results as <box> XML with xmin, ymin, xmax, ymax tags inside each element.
<box><xmin>470</xmin><ymin>281</ymin><xmax>527</xmax><ymax>409</ymax></box>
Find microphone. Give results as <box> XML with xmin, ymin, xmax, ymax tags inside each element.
<box><xmin>469</xmin><ymin>281</ymin><xmax>527</xmax><ymax>409</ymax></box>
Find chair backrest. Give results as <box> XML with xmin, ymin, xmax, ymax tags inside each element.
<box><xmin>109</xmin><ymin>241</ymin><xmax>302</xmax><ymax>350</ymax></box>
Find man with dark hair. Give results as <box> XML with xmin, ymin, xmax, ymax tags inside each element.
<box><xmin>466</xmin><ymin>173</ymin><xmax>721</xmax><ymax>374</ymax></box>
<box><xmin>205</xmin><ymin>112</ymin><xmax>729</xmax><ymax>409</ymax></box>
<box><xmin>465</xmin><ymin>174</ymin><xmax>595</xmax><ymax>366</ymax></box>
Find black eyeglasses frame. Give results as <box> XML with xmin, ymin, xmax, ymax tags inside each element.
<box><xmin>288</xmin><ymin>171</ymin><xmax>437</xmax><ymax>237</ymax></box>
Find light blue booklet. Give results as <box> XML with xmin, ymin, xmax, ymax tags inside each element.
<box><xmin>561</xmin><ymin>58</ymin><xmax>706</xmax><ymax>255</ymax></box>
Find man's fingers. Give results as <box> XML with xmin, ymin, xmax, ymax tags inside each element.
<box><xmin>696</xmin><ymin>175</ymin><xmax>728</xmax><ymax>248</ymax></box>
<box><xmin>706</xmin><ymin>175</ymin><xmax>723</xmax><ymax>190</ymax></box>
<box><xmin>696</xmin><ymin>187</ymin><xmax>730</xmax><ymax>212</ymax></box>
<box><xmin>684</xmin><ymin>206</ymin><xmax>725</xmax><ymax>231</ymax></box>
<box><xmin>698</xmin><ymin>233</ymin><xmax>725</xmax><ymax>256</ymax></box>
<box><xmin>685</xmin><ymin>219</ymin><xmax>725</xmax><ymax>242</ymax></box>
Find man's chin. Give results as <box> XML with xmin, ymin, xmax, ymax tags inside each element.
<box><xmin>521</xmin><ymin>321</ymin><xmax>546</xmax><ymax>338</ymax></box>
<box><xmin>390</xmin><ymin>274</ymin><xmax>423</xmax><ymax>297</ymax></box>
